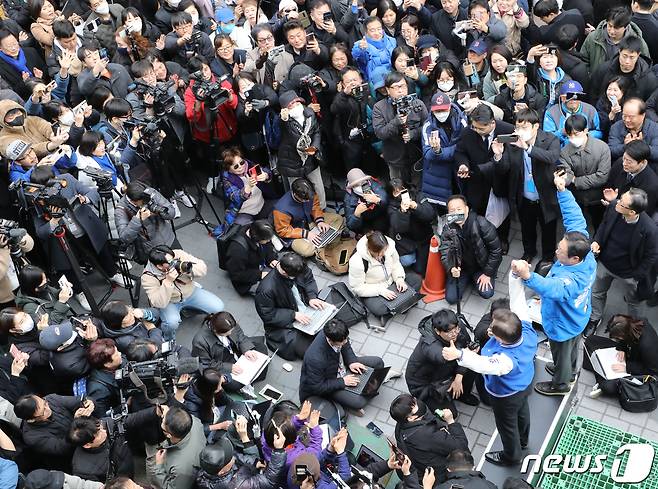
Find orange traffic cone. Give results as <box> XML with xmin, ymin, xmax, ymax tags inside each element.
<box><xmin>421</xmin><ymin>236</ymin><xmax>446</xmax><ymax>303</ymax></box>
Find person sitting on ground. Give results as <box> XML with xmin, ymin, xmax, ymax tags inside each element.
<box><xmin>191</xmin><ymin>311</ymin><xmax>269</xmax><ymax>393</ymax></box>
<box><xmin>439</xmin><ymin>195</ymin><xmax>502</xmax><ymax>305</ymax></box>
<box><xmin>15</xmin><ymin>264</ymin><xmax>75</xmax><ymax>324</ymax></box>
<box><xmin>344</xmin><ymin>168</ymin><xmax>389</xmax><ymax>234</ymax></box>
<box><xmin>224</xmin><ymin>220</ymin><xmax>278</xmax><ymax>296</ymax></box>
<box><xmin>436</xmin><ymin>449</ymin><xmax>498</xmax><ymax>489</ymax></box>
<box><xmin>349</xmin><ymin>231</ymin><xmax>422</xmax><ymax>329</ymax></box>
<box><xmin>141</xmin><ymin>244</ymin><xmax>224</xmax><ymax>341</ymax></box>
<box><xmin>255</xmin><ymin>253</ymin><xmax>330</xmax><ymax>360</ymax></box>
<box><xmin>583</xmin><ymin>314</ymin><xmax>658</xmax><ymax>399</ymax></box>
<box><xmin>406</xmin><ymin>309</ymin><xmax>480</xmax><ymax>418</ymax></box>
<box><xmin>299</xmin><ymin>319</ymin><xmax>386</xmax><ymax>416</ymax></box>
<box><xmin>99</xmin><ymin>300</ymin><xmax>162</xmax><ymax>354</ymax></box>
<box><xmin>272</xmin><ymin>178</ymin><xmax>344</xmax><ymax>258</ymax></box>
<box><xmin>390</xmin><ymin>394</ymin><xmax>469</xmax><ymax>484</ymax></box>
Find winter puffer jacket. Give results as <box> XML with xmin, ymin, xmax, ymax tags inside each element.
<box><xmin>348</xmin><ymin>235</ymin><xmax>405</xmax><ymax>298</ymax></box>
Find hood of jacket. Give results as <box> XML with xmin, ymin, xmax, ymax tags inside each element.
<box><xmin>607</xmin><ymin>54</ymin><xmax>653</xmax><ymax>80</ymax></box>
<box><xmin>0</xmin><ymin>100</ymin><xmax>26</xmax><ymax>128</ymax></box>
<box><xmin>101</xmin><ymin>321</ymin><xmax>145</xmax><ymax>339</ymax></box>
<box><xmin>591</xmin><ymin>19</ymin><xmax>646</xmax><ymax>44</ymax></box>
<box><xmin>417</xmin><ymin>315</ymin><xmax>441</xmax><ymax>344</ymax></box>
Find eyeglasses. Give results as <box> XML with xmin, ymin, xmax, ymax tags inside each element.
<box><xmin>217</xmin><ymin>45</ymin><xmax>233</xmax><ymax>52</ymax></box>
<box><xmin>257</xmin><ymin>34</ymin><xmax>274</xmax><ymax>43</ymax></box>
<box><xmin>231</xmin><ymin>160</ymin><xmax>245</xmax><ymax>170</ymax></box>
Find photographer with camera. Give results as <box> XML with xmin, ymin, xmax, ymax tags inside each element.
<box><xmin>29</xmin><ymin>167</ymin><xmax>125</xmax><ymax>301</ymax></box>
<box><xmin>115</xmin><ymin>181</ymin><xmax>177</xmax><ymax>260</ymax></box>
<box><xmin>243</xmin><ymin>24</ymin><xmax>294</xmax><ymax>88</ymax></box>
<box><xmin>164</xmin><ymin>11</ymin><xmax>213</xmax><ymax>69</ymax></box>
<box><xmin>141</xmin><ymin>245</ymin><xmax>224</xmax><ymax>340</ymax></box>
<box><xmin>235</xmin><ymin>73</ymin><xmax>278</xmax><ymax>164</ymax></box>
<box><xmin>439</xmin><ymin>195</ymin><xmax>502</xmax><ymax>304</ymax></box>
<box><xmin>100</xmin><ymin>301</ymin><xmax>163</xmax><ymax>353</ymax></box>
<box><xmin>373</xmin><ymin>72</ymin><xmax>428</xmax><ymax>187</ymax></box>
<box><xmin>72</xmin><ymin>130</ymin><xmax>122</xmax><ymax>192</ymax></box>
<box><xmin>344</xmin><ymin>168</ymin><xmax>389</xmax><ymax>234</ymax></box>
<box><xmin>69</xmin><ymin>404</ymin><xmax>165</xmax><ymax>482</ymax></box>
<box><xmin>77</xmin><ymin>40</ymin><xmax>133</xmax><ymax>98</ymax></box>
<box><xmin>0</xmin><ymin>224</ymin><xmax>33</xmax><ymax>308</ymax></box>
<box><xmin>196</xmin><ymin>421</ymin><xmax>287</xmax><ymax>489</ymax></box>
<box><xmin>184</xmin><ymin>55</ymin><xmax>238</xmax><ymax>182</ymax></box>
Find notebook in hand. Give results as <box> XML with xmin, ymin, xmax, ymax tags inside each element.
<box><xmin>230</xmin><ymin>350</ymin><xmax>276</xmax><ymax>385</ymax></box>
<box><xmin>384</xmin><ymin>284</ymin><xmax>423</xmax><ymax>314</ymax></box>
<box><xmin>293</xmin><ymin>303</ymin><xmax>338</xmax><ymax>335</ymax></box>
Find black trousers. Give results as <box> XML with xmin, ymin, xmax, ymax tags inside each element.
<box><xmin>582</xmin><ymin>335</ymin><xmax>622</xmax><ymax>396</ymax></box>
<box><xmin>329</xmin><ymin>355</ymin><xmax>385</xmax><ymax>410</ymax></box>
<box><xmin>276</xmin><ymin>331</ymin><xmax>314</xmax><ymax>361</ymax></box>
<box><xmin>489</xmin><ymin>384</ymin><xmax>532</xmax><ymax>462</ymax></box>
<box><xmin>419</xmin><ymin>369</ymin><xmax>478</xmax><ymax>418</ymax></box>
<box><xmin>362</xmin><ymin>272</ymin><xmax>423</xmax><ymax>317</ymax></box>
<box><xmin>519</xmin><ymin>198</ymin><xmax>557</xmax><ymax>260</ymax></box>
<box><xmin>223</xmin><ymin>335</ymin><xmax>269</xmax><ymax>392</ymax></box>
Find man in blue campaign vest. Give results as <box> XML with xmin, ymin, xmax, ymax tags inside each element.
<box><xmin>512</xmin><ymin>170</ymin><xmax>596</xmax><ymax>397</ymax></box>
<box><xmin>442</xmin><ymin>272</ymin><xmax>537</xmax><ymax>466</ymax></box>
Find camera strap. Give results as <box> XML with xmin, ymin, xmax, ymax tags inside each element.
<box><xmin>128</xmin><ymin>370</ymin><xmax>165</xmax><ymax>404</ymax></box>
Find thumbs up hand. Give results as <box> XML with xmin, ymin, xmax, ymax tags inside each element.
<box><xmin>442</xmin><ymin>340</ymin><xmax>462</xmax><ymax>361</ymax></box>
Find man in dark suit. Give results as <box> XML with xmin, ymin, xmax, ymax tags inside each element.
<box><xmin>588</xmin><ymin>187</ymin><xmax>658</xmax><ymax>334</ymax></box>
<box><xmin>494</xmin><ymin>108</ymin><xmax>561</xmax><ymax>264</ymax></box>
<box><xmin>604</xmin><ymin>140</ymin><xmax>658</xmax><ymax>216</ymax></box>
<box><xmin>299</xmin><ymin>319</ymin><xmax>384</xmax><ymax>413</ymax></box>
<box><xmin>254</xmin><ymin>252</ymin><xmax>330</xmax><ymax>360</ymax></box>
<box><xmin>454</xmin><ymin>104</ymin><xmax>514</xmax><ymax>252</ymax></box>
<box><xmin>30</xmin><ymin>167</ymin><xmax>122</xmax><ymax>311</ymax></box>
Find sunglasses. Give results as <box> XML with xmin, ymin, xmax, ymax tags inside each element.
<box><xmin>231</xmin><ymin>160</ymin><xmax>245</xmax><ymax>170</ymax></box>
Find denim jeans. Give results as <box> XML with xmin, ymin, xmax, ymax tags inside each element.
<box><xmin>159</xmin><ymin>286</ymin><xmax>225</xmax><ymax>340</ymax></box>
<box><xmin>445</xmin><ymin>270</ymin><xmax>495</xmax><ymax>305</ymax></box>
<box><xmin>399</xmin><ymin>252</ymin><xmax>417</xmax><ymax>268</ymax></box>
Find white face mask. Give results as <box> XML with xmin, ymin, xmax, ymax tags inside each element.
<box><xmin>60</xmin><ymin>110</ymin><xmax>75</xmax><ymax>127</ymax></box>
<box><xmin>569</xmin><ymin>135</ymin><xmax>587</xmax><ymax>148</ymax></box>
<box><xmin>168</xmin><ymin>0</ymin><xmax>181</xmax><ymax>7</ymax></box>
<box><xmin>127</xmin><ymin>18</ymin><xmax>143</xmax><ymax>33</ymax></box>
<box><xmin>289</xmin><ymin>104</ymin><xmax>304</xmax><ymax>120</ymax></box>
<box><xmin>433</xmin><ymin>111</ymin><xmax>450</xmax><ymax>122</ymax></box>
<box><xmin>437</xmin><ymin>80</ymin><xmax>454</xmax><ymax>92</ymax></box>
<box><xmin>17</xmin><ymin>315</ymin><xmax>34</xmax><ymax>334</ymax></box>
<box><xmin>94</xmin><ymin>1</ymin><xmax>110</xmax><ymax>14</ymax></box>
<box><xmin>517</xmin><ymin>128</ymin><xmax>533</xmax><ymax>142</ymax></box>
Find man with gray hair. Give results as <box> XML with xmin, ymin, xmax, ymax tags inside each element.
<box><xmin>587</xmin><ymin>187</ymin><xmax>658</xmax><ymax>336</ymax></box>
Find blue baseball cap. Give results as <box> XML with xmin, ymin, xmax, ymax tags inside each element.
<box><xmin>468</xmin><ymin>39</ymin><xmax>487</xmax><ymax>55</ymax></box>
<box><xmin>560</xmin><ymin>80</ymin><xmax>584</xmax><ymax>96</ymax></box>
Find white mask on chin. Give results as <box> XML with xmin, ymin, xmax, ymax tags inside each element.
<box><xmin>289</xmin><ymin>104</ymin><xmax>304</xmax><ymax>121</ymax></box>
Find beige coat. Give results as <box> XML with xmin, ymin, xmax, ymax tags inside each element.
<box><xmin>31</xmin><ymin>18</ymin><xmax>56</xmax><ymax>58</ymax></box>
<box><xmin>0</xmin><ymin>235</ymin><xmax>33</xmax><ymax>303</ymax></box>
<box><xmin>141</xmin><ymin>249</ymin><xmax>208</xmax><ymax>308</ymax></box>
<box><xmin>490</xmin><ymin>2</ymin><xmax>529</xmax><ymax>56</ymax></box>
<box><xmin>348</xmin><ymin>235</ymin><xmax>406</xmax><ymax>298</ymax></box>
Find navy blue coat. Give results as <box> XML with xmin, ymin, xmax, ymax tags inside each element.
<box><xmin>421</xmin><ymin>105</ymin><xmax>467</xmax><ymax>206</ymax></box>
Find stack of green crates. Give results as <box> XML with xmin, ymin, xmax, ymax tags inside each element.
<box><xmin>536</xmin><ymin>415</ymin><xmax>658</xmax><ymax>489</ymax></box>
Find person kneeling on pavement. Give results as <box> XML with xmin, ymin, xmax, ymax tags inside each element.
<box><xmin>436</xmin><ymin>449</ymin><xmax>498</xmax><ymax>489</ymax></box>
<box><xmin>272</xmin><ymin>178</ymin><xmax>344</xmax><ymax>258</ymax></box>
<box><xmin>439</xmin><ymin>194</ymin><xmax>502</xmax><ymax>305</ymax></box>
<box><xmin>406</xmin><ymin>309</ymin><xmax>480</xmax><ymax>418</ymax></box>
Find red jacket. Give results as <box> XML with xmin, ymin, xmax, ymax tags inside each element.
<box><xmin>184</xmin><ymin>76</ymin><xmax>238</xmax><ymax>144</ymax></box>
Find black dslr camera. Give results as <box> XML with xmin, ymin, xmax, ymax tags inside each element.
<box><xmin>169</xmin><ymin>258</ymin><xmax>194</xmax><ymax>274</ymax></box>
<box><xmin>300</xmin><ymin>73</ymin><xmax>323</xmax><ymax>91</ymax></box>
<box><xmin>392</xmin><ymin>93</ymin><xmax>421</xmax><ymax>116</ymax></box>
<box><xmin>190</xmin><ymin>71</ymin><xmax>230</xmax><ymax>110</ymax></box>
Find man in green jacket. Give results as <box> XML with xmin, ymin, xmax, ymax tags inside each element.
<box><xmin>579</xmin><ymin>6</ymin><xmax>650</xmax><ymax>74</ymax></box>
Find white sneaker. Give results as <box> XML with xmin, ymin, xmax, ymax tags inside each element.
<box><xmin>170</xmin><ymin>199</ymin><xmax>181</xmax><ymax>218</ymax></box>
<box><xmin>109</xmin><ymin>273</ymin><xmax>125</xmax><ymax>287</ymax></box>
<box><xmin>206</xmin><ymin>178</ymin><xmax>216</xmax><ymax>194</ymax></box>
<box><xmin>588</xmin><ymin>383</ymin><xmax>603</xmax><ymax>398</ymax></box>
<box><xmin>75</xmin><ymin>292</ymin><xmax>91</xmax><ymax>312</ymax></box>
<box><xmin>175</xmin><ymin>190</ymin><xmax>196</xmax><ymax>208</ymax></box>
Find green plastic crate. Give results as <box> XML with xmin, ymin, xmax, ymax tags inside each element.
<box><xmin>536</xmin><ymin>415</ymin><xmax>658</xmax><ymax>489</ymax></box>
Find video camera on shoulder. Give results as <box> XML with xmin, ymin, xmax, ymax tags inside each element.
<box><xmin>190</xmin><ymin>71</ymin><xmax>231</xmax><ymax>110</ymax></box>
<box><xmin>81</xmin><ymin>167</ymin><xmax>114</xmax><ymax>194</ymax></box>
<box><xmin>114</xmin><ymin>340</ymin><xmax>199</xmax><ymax>403</ymax></box>
<box><xmin>0</xmin><ymin>219</ymin><xmax>27</xmax><ymax>247</ymax></box>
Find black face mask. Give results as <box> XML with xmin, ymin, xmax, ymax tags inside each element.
<box><xmin>415</xmin><ymin>400</ymin><xmax>428</xmax><ymax>418</ymax></box>
<box><xmin>6</xmin><ymin>115</ymin><xmax>25</xmax><ymax>127</ymax></box>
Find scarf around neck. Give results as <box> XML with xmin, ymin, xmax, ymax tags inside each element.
<box><xmin>0</xmin><ymin>49</ymin><xmax>32</xmax><ymax>77</ymax></box>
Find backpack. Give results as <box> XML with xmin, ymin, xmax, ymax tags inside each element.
<box><xmin>315</xmin><ymin>236</ymin><xmax>356</xmax><ymax>275</ymax></box>
<box><xmin>265</xmin><ymin>111</ymin><xmax>282</xmax><ymax>150</ymax></box>
<box><xmin>216</xmin><ymin>223</ymin><xmax>248</xmax><ymax>270</ymax></box>
<box><xmin>320</xmin><ymin>281</ymin><xmax>369</xmax><ymax>327</ymax></box>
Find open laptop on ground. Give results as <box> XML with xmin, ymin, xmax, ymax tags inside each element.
<box><xmin>345</xmin><ymin>366</ymin><xmax>391</xmax><ymax>396</ymax></box>
<box><xmin>230</xmin><ymin>349</ymin><xmax>278</xmax><ymax>385</ymax></box>
<box><xmin>293</xmin><ymin>303</ymin><xmax>338</xmax><ymax>335</ymax></box>
<box><xmin>384</xmin><ymin>284</ymin><xmax>424</xmax><ymax>314</ymax></box>
<box><xmin>314</xmin><ymin>226</ymin><xmax>341</xmax><ymax>248</ymax></box>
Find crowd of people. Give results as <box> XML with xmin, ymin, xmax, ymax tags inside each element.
<box><xmin>0</xmin><ymin>0</ymin><xmax>658</xmax><ymax>486</ymax></box>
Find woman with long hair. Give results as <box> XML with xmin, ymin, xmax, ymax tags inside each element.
<box><xmin>482</xmin><ymin>44</ymin><xmax>513</xmax><ymax>102</ymax></box>
<box><xmin>584</xmin><ymin>315</ymin><xmax>658</xmax><ymax>399</ymax></box>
